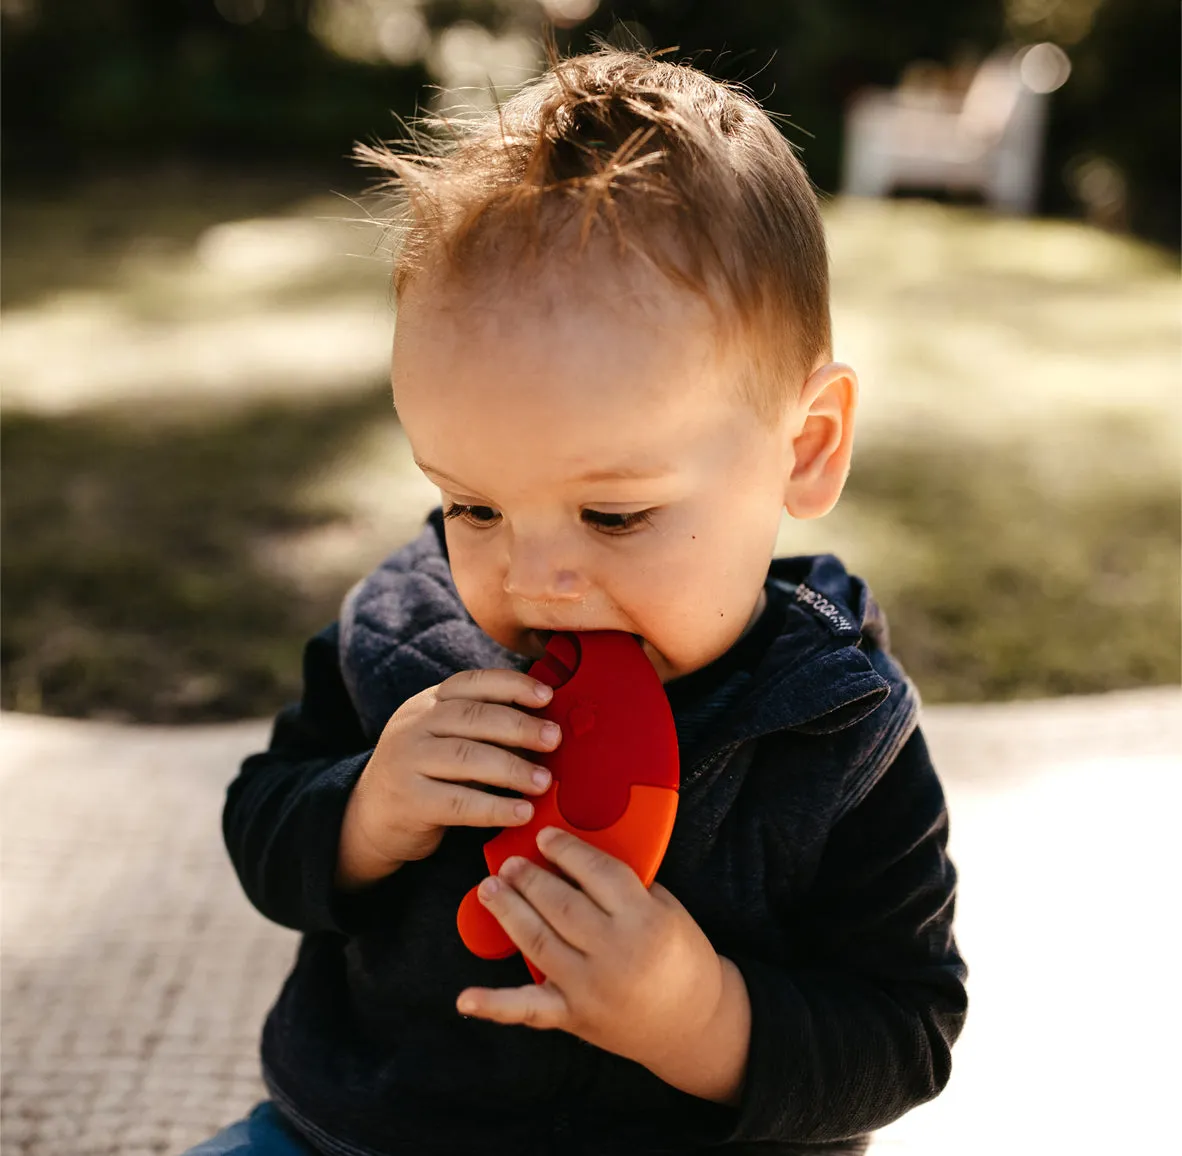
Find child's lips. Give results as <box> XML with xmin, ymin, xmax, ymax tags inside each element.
<box><xmin>527</xmin><ymin>630</ymin><xmax>663</xmax><ymax>683</ymax></box>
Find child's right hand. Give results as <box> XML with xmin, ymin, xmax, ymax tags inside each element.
<box><xmin>335</xmin><ymin>669</ymin><xmax>561</xmax><ymax>891</ymax></box>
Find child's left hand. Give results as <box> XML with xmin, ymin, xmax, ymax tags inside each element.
<box><xmin>456</xmin><ymin>825</ymin><xmax>749</xmax><ymax>1102</ymax></box>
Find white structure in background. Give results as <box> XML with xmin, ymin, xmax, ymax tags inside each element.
<box><xmin>842</xmin><ymin>44</ymin><xmax>1071</xmax><ymax>215</ymax></box>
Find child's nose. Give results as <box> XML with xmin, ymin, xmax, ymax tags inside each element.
<box><xmin>502</xmin><ymin>545</ymin><xmax>589</xmax><ymax>602</ymax></box>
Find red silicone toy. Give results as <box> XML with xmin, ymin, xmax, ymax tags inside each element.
<box><xmin>456</xmin><ymin>630</ymin><xmax>679</xmax><ymax>983</ymax></box>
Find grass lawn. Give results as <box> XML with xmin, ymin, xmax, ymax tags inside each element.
<box><xmin>2</xmin><ymin>172</ymin><xmax>1178</xmax><ymax>721</ymax></box>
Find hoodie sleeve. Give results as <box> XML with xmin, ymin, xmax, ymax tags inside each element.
<box><xmin>722</xmin><ymin>725</ymin><xmax>968</xmax><ymax>1145</ymax></box>
<box><xmin>222</xmin><ymin>622</ymin><xmax>393</xmax><ymax>937</ymax></box>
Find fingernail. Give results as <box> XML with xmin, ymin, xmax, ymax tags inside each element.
<box><xmin>537</xmin><ymin>826</ymin><xmax>560</xmax><ymax>846</ymax></box>
<box><xmin>479</xmin><ymin>876</ymin><xmax>500</xmax><ymax>899</ymax></box>
<box><xmin>514</xmin><ymin>801</ymin><xmax>533</xmax><ymax>821</ymax></box>
<box><xmin>458</xmin><ymin>996</ymin><xmax>476</xmax><ymax>1014</ymax></box>
<box><xmin>541</xmin><ymin>722</ymin><xmax>560</xmax><ymax>745</ymax></box>
<box><xmin>534</xmin><ymin>683</ymin><xmax>553</xmax><ymax>701</ymax></box>
<box><xmin>500</xmin><ymin>856</ymin><xmax>525</xmax><ymax>877</ymax></box>
<box><xmin>531</xmin><ymin>768</ymin><xmax>551</xmax><ymax>790</ymax></box>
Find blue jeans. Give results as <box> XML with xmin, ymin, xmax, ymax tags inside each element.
<box><xmin>182</xmin><ymin>1101</ymin><xmax>873</xmax><ymax>1155</ymax></box>
<box><xmin>180</xmin><ymin>1102</ymin><xmax>319</xmax><ymax>1155</ymax></box>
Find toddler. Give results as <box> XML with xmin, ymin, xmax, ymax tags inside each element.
<box><xmin>187</xmin><ymin>47</ymin><xmax>967</xmax><ymax>1156</ymax></box>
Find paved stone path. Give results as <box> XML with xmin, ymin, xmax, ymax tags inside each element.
<box><xmin>3</xmin><ymin>688</ymin><xmax>1179</xmax><ymax>1155</ymax></box>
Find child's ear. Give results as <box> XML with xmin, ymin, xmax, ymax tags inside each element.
<box><xmin>782</xmin><ymin>362</ymin><xmax>858</xmax><ymax>520</ymax></box>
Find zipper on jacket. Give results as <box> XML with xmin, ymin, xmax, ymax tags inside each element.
<box><xmin>680</xmin><ymin>742</ymin><xmax>742</xmax><ymax>791</ymax></box>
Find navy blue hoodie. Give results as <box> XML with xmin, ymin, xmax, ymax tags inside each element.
<box><xmin>224</xmin><ymin>507</ymin><xmax>967</xmax><ymax>1155</ymax></box>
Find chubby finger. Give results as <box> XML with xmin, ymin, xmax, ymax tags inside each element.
<box><xmin>423</xmin><ymin>734</ymin><xmax>552</xmax><ymax>798</ymax></box>
<box><xmin>422</xmin><ymin>780</ymin><xmax>536</xmax><ymax>829</ymax></box>
<box><xmin>498</xmin><ymin>855</ymin><xmax>609</xmax><ymax>951</ymax></box>
<box><xmin>477</xmin><ymin>874</ymin><xmax>582</xmax><ymax>978</ymax></box>
<box><xmin>430</xmin><ymin>696</ymin><xmax>562</xmax><ymax>757</ymax></box>
<box><xmin>535</xmin><ymin>827</ymin><xmax>644</xmax><ymax>914</ymax></box>
<box><xmin>456</xmin><ymin>980</ymin><xmax>568</xmax><ymax>1030</ymax></box>
<box><xmin>436</xmin><ymin>667</ymin><xmax>554</xmax><ymax>710</ymax></box>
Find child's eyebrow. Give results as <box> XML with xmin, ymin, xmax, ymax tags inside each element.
<box><xmin>415</xmin><ymin>459</ymin><xmax>673</xmax><ymax>486</ymax></box>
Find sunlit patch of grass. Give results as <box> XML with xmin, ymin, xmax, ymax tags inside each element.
<box><xmin>0</xmin><ymin>168</ymin><xmax>389</xmax><ymax>314</ymax></box>
<box><xmin>2</xmin><ymin>185</ymin><xmax>1178</xmax><ymax>719</ymax></box>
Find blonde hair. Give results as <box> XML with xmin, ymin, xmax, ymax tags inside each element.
<box><xmin>357</xmin><ymin>47</ymin><xmax>831</xmax><ymax>424</ymax></box>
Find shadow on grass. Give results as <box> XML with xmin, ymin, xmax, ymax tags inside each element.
<box><xmin>3</xmin><ymin>398</ymin><xmax>1179</xmax><ymax>723</ymax></box>
<box><xmin>1</xmin><ymin>389</ymin><xmax>397</xmax><ymax>722</ymax></box>
<box><xmin>845</xmin><ymin>441</ymin><xmax>1181</xmax><ymax>702</ymax></box>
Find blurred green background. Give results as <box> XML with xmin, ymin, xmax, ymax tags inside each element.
<box><xmin>2</xmin><ymin>0</ymin><xmax>1179</xmax><ymax>722</ymax></box>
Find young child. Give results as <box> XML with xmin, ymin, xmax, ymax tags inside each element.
<box><xmin>188</xmin><ymin>47</ymin><xmax>966</xmax><ymax>1156</ymax></box>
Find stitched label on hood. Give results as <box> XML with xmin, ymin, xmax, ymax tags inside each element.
<box><xmin>792</xmin><ymin>583</ymin><xmax>860</xmax><ymax>637</ymax></box>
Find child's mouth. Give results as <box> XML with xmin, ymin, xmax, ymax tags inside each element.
<box><xmin>530</xmin><ymin>628</ymin><xmax>645</xmax><ymax>648</ymax></box>
<box><xmin>527</xmin><ymin>629</ymin><xmax>555</xmax><ymax>651</ymax></box>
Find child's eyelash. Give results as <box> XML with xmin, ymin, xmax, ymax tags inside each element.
<box><xmin>442</xmin><ymin>504</ymin><xmax>655</xmax><ymax>535</ymax></box>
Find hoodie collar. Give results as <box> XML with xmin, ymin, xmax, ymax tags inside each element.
<box><xmin>338</xmin><ymin>508</ymin><xmax>904</xmax><ymax>763</ymax></box>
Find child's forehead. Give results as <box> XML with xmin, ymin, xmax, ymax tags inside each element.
<box><xmin>406</xmin><ymin>359</ymin><xmax>717</xmax><ymax>478</ymax></box>
<box><xmin>396</xmin><ymin>260</ymin><xmax>729</xmax><ymax>402</ymax></box>
<box><xmin>416</xmin><ymin>430</ymin><xmax>683</xmax><ymax>493</ymax></box>
<box><xmin>390</xmin><ymin>243</ymin><xmax>785</xmax><ymax>492</ymax></box>
<box><xmin>395</xmin><ymin>291</ymin><xmax>766</xmax><ymax>495</ymax></box>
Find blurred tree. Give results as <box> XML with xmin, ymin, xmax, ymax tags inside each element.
<box><xmin>1</xmin><ymin>0</ymin><xmax>1177</xmax><ymax>244</ymax></box>
<box><xmin>0</xmin><ymin>0</ymin><xmax>431</xmax><ymax>176</ymax></box>
<box><xmin>1034</xmin><ymin>0</ymin><xmax>1180</xmax><ymax>246</ymax></box>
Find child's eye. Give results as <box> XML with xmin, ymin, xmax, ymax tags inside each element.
<box><xmin>584</xmin><ymin>509</ymin><xmax>655</xmax><ymax>534</ymax></box>
<box><xmin>443</xmin><ymin>503</ymin><xmax>500</xmax><ymax>527</ymax></box>
<box><xmin>442</xmin><ymin>504</ymin><xmax>655</xmax><ymax>536</ymax></box>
